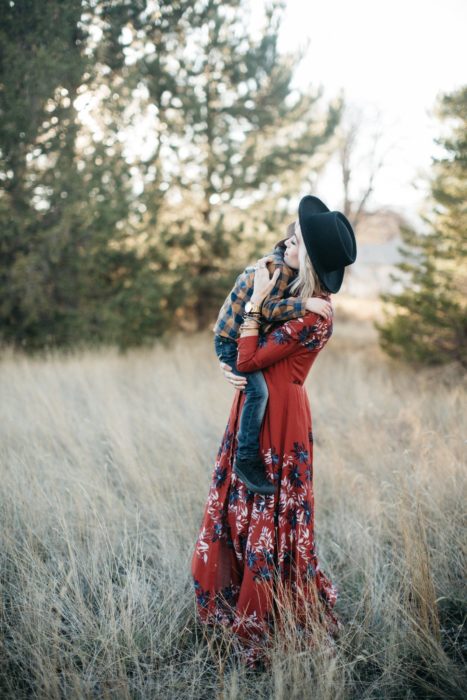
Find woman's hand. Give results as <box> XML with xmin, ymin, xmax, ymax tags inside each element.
<box><xmin>219</xmin><ymin>361</ymin><xmax>247</xmax><ymax>391</ymax></box>
<box><xmin>251</xmin><ymin>257</ymin><xmax>281</xmax><ymax>304</ymax></box>
<box><xmin>305</xmin><ymin>297</ymin><xmax>333</xmax><ymax>319</ymax></box>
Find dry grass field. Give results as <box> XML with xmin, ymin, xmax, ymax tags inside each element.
<box><xmin>0</xmin><ymin>317</ymin><xmax>466</xmax><ymax>699</ymax></box>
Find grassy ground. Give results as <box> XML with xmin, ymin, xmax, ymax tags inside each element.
<box><xmin>0</xmin><ymin>319</ymin><xmax>466</xmax><ymax>699</ymax></box>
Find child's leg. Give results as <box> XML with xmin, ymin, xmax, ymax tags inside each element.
<box><xmin>213</xmin><ymin>335</ymin><xmax>268</xmax><ymax>462</ymax></box>
<box><xmin>235</xmin><ymin>370</ymin><xmax>268</xmax><ymax>463</ymax></box>
<box><xmin>213</xmin><ymin>335</ymin><xmax>274</xmax><ymax>494</ymax></box>
<box><xmin>214</xmin><ymin>335</ymin><xmax>238</xmax><ymax>370</ymax></box>
<box><xmin>234</xmin><ymin>370</ymin><xmax>274</xmax><ymax>493</ymax></box>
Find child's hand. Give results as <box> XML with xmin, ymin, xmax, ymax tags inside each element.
<box><xmin>305</xmin><ymin>297</ymin><xmax>333</xmax><ymax>319</ymax></box>
<box><xmin>256</xmin><ymin>255</ymin><xmax>274</xmax><ymax>266</ymax></box>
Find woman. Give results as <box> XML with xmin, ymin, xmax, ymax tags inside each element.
<box><xmin>191</xmin><ymin>196</ymin><xmax>357</xmax><ymax>670</ymax></box>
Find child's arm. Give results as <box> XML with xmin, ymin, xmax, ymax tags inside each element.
<box><xmin>259</xmin><ymin>266</ymin><xmax>308</xmax><ymax>323</ymax></box>
<box><xmin>260</xmin><ymin>268</ymin><xmax>332</xmax><ymax>322</ymax></box>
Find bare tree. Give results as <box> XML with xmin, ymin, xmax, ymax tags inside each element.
<box><xmin>336</xmin><ymin>101</ymin><xmax>396</xmax><ymax>229</ymax></box>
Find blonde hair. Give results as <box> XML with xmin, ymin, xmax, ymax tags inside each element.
<box><xmin>286</xmin><ymin>220</ymin><xmax>327</xmax><ymax>297</ymax></box>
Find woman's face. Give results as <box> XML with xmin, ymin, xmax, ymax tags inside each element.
<box><xmin>283</xmin><ymin>220</ymin><xmax>301</xmax><ymax>270</ymax></box>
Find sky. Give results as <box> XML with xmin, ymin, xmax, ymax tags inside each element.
<box><xmin>253</xmin><ymin>0</ymin><xmax>466</xmax><ymax>224</ymax></box>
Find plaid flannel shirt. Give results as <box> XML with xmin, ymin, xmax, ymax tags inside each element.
<box><xmin>212</xmin><ymin>237</ymin><xmax>309</xmax><ymax>340</ymax></box>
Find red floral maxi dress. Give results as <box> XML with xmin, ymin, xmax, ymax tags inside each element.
<box><xmin>190</xmin><ymin>303</ymin><xmax>342</xmax><ymax>669</ymax></box>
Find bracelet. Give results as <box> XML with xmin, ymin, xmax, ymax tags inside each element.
<box><xmin>241</xmin><ymin>317</ymin><xmax>260</xmax><ymax>326</ymax></box>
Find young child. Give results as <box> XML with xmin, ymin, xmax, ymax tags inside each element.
<box><xmin>212</xmin><ymin>222</ymin><xmax>331</xmax><ymax>495</ymax></box>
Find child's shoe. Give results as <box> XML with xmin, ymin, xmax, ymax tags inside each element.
<box><xmin>234</xmin><ymin>453</ymin><xmax>276</xmax><ymax>495</ymax></box>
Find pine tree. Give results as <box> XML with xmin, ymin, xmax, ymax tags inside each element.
<box><xmin>0</xmin><ymin>1</ymin><xmax>174</xmax><ymax>350</ymax></box>
<box><xmin>123</xmin><ymin>0</ymin><xmax>342</xmax><ymax>330</ymax></box>
<box><xmin>0</xmin><ymin>0</ymin><xmax>84</xmax><ymax>347</ymax></box>
<box><xmin>0</xmin><ymin>0</ymin><xmax>342</xmax><ymax>349</ymax></box>
<box><xmin>375</xmin><ymin>86</ymin><xmax>467</xmax><ymax>369</ymax></box>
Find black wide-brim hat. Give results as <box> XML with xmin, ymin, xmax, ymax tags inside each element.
<box><xmin>298</xmin><ymin>195</ymin><xmax>357</xmax><ymax>293</ymax></box>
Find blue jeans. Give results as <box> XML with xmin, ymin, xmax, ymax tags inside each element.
<box><xmin>214</xmin><ymin>334</ymin><xmax>268</xmax><ymax>462</ymax></box>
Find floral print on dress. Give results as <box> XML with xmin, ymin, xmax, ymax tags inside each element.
<box><xmin>192</xmin><ymin>305</ymin><xmax>341</xmax><ymax>669</ymax></box>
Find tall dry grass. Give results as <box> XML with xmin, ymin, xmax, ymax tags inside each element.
<box><xmin>0</xmin><ymin>319</ymin><xmax>465</xmax><ymax>699</ymax></box>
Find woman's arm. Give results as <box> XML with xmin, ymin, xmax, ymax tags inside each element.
<box><xmin>217</xmin><ymin>260</ymin><xmax>280</xmax><ymax>388</ymax></box>
<box><xmin>237</xmin><ymin>311</ymin><xmax>331</xmax><ymax>372</ymax></box>
<box><xmin>234</xmin><ymin>260</ymin><xmax>331</xmax><ymax>371</ymax></box>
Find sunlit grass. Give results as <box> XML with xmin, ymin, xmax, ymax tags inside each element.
<box><xmin>0</xmin><ymin>319</ymin><xmax>465</xmax><ymax>698</ymax></box>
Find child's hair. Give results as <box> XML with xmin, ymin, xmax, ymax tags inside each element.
<box><xmin>274</xmin><ymin>221</ymin><xmax>296</xmax><ymax>250</ymax></box>
<box><xmin>286</xmin><ymin>220</ymin><xmax>328</xmax><ymax>297</ymax></box>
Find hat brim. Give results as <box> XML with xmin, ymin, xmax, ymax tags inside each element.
<box><xmin>298</xmin><ymin>197</ymin><xmax>346</xmax><ymax>293</ymax></box>
<box><xmin>299</xmin><ymin>195</ymin><xmax>330</xmax><ymax>216</ymax></box>
<box><xmin>313</xmin><ymin>265</ymin><xmax>344</xmax><ymax>293</ymax></box>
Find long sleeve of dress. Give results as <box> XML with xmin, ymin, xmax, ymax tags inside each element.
<box><xmin>237</xmin><ymin>312</ymin><xmax>333</xmax><ymax>372</ymax></box>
